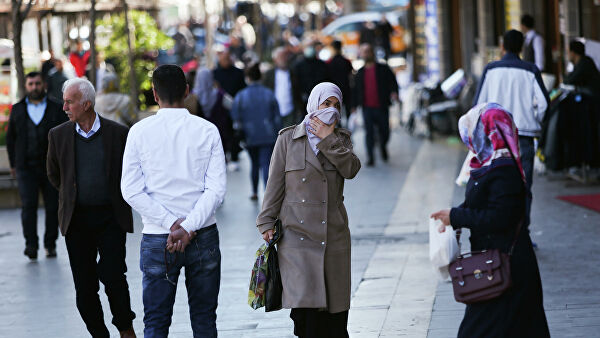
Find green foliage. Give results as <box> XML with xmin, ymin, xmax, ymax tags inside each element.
<box><xmin>97</xmin><ymin>10</ymin><xmax>173</xmax><ymax>109</ymax></box>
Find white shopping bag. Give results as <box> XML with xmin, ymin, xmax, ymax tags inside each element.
<box><xmin>429</xmin><ymin>218</ymin><xmax>459</xmax><ymax>280</ymax></box>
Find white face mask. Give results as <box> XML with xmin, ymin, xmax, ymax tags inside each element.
<box><xmin>304</xmin><ymin>47</ymin><xmax>316</xmax><ymax>59</ymax></box>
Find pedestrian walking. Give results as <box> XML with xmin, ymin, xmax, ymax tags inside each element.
<box><xmin>47</xmin><ymin>78</ymin><xmax>136</xmax><ymax>337</ymax></box>
<box><xmin>431</xmin><ymin>103</ymin><xmax>549</xmax><ymax>338</ymax></box>
<box><xmin>375</xmin><ymin>15</ymin><xmax>394</xmax><ymax>60</ymax></box>
<box><xmin>326</xmin><ymin>41</ymin><xmax>353</xmax><ymax>120</ymax></box>
<box><xmin>473</xmin><ymin>29</ymin><xmax>549</xmax><ymax>229</ymax></box>
<box><xmin>213</xmin><ymin>49</ymin><xmax>246</xmax><ymax>171</ymax></box>
<box><xmin>69</xmin><ymin>40</ymin><xmax>90</xmax><ymax>78</ymax></box>
<box><xmin>47</xmin><ymin>59</ymin><xmax>69</xmax><ymax>104</ymax></box>
<box><xmin>257</xmin><ymin>82</ymin><xmax>361</xmax><ymax>338</ymax></box>
<box><xmin>521</xmin><ymin>14</ymin><xmax>545</xmax><ymax>72</ymax></box>
<box><xmin>231</xmin><ymin>63</ymin><xmax>281</xmax><ymax>200</ymax></box>
<box><xmin>263</xmin><ymin>47</ymin><xmax>302</xmax><ymax>127</ymax></box>
<box><xmin>194</xmin><ymin>67</ymin><xmax>234</xmax><ymax>162</ymax></box>
<box><xmin>6</xmin><ymin>71</ymin><xmax>67</xmax><ymax>260</ymax></box>
<box><xmin>121</xmin><ymin>65</ymin><xmax>226</xmax><ymax>337</ymax></box>
<box><xmin>95</xmin><ymin>73</ymin><xmax>137</xmax><ymax>126</ymax></box>
<box><xmin>352</xmin><ymin>43</ymin><xmax>399</xmax><ymax>166</ymax></box>
<box><xmin>292</xmin><ymin>40</ymin><xmax>330</xmax><ymax>110</ymax></box>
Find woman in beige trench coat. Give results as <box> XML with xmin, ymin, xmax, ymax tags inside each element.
<box><xmin>256</xmin><ymin>82</ymin><xmax>361</xmax><ymax>338</ymax></box>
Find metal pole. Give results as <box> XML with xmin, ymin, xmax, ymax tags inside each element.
<box><xmin>89</xmin><ymin>0</ymin><xmax>97</xmax><ymax>88</ymax></box>
<box><xmin>121</xmin><ymin>0</ymin><xmax>139</xmax><ymax>106</ymax></box>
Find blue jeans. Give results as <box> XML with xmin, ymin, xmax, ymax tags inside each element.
<box><xmin>519</xmin><ymin>136</ymin><xmax>534</xmax><ymax>227</ymax></box>
<box><xmin>246</xmin><ymin>145</ymin><xmax>274</xmax><ymax>194</ymax></box>
<box><xmin>140</xmin><ymin>225</ymin><xmax>221</xmax><ymax>338</ymax></box>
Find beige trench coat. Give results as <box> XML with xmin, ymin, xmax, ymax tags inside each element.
<box><xmin>256</xmin><ymin>124</ymin><xmax>361</xmax><ymax>313</ymax></box>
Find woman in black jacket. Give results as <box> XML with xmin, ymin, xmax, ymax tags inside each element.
<box><xmin>432</xmin><ymin>103</ymin><xmax>550</xmax><ymax>337</ymax></box>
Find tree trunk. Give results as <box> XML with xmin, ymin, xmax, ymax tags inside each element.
<box><xmin>89</xmin><ymin>0</ymin><xmax>97</xmax><ymax>89</ymax></box>
<box><xmin>121</xmin><ymin>0</ymin><xmax>139</xmax><ymax>107</ymax></box>
<box><xmin>11</xmin><ymin>0</ymin><xmax>34</xmax><ymax>100</ymax></box>
<box><xmin>12</xmin><ymin>2</ymin><xmax>25</xmax><ymax>99</ymax></box>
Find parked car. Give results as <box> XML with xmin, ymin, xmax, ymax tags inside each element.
<box><xmin>320</xmin><ymin>10</ymin><xmax>408</xmax><ymax>64</ymax></box>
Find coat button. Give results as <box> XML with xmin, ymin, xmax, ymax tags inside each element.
<box><xmin>302</xmin><ymin>178</ymin><xmax>306</xmax><ymax>182</ymax></box>
<box><xmin>475</xmin><ymin>182</ymin><xmax>478</xmax><ymax>186</ymax></box>
<box><xmin>300</xmin><ymin>220</ymin><xmax>304</xmax><ymax>224</ymax></box>
<box><xmin>300</xmin><ymin>237</ymin><xmax>304</xmax><ymax>241</ymax></box>
<box><xmin>322</xmin><ymin>200</ymin><xmax>326</xmax><ymax>203</ymax></box>
<box><xmin>321</xmin><ymin>242</ymin><xmax>325</xmax><ymax>245</ymax></box>
<box><xmin>321</xmin><ymin>220</ymin><xmax>326</xmax><ymax>224</ymax></box>
<box><xmin>322</xmin><ymin>179</ymin><xmax>326</xmax><ymax>182</ymax></box>
<box><xmin>302</xmin><ymin>199</ymin><xmax>305</xmax><ymax>203</ymax></box>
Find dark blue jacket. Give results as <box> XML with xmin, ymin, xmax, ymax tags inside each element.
<box><xmin>230</xmin><ymin>83</ymin><xmax>281</xmax><ymax>147</ymax></box>
<box><xmin>450</xmin><ymin>158</ymin><xmax>526</xmax><ymax>253</ymax></box>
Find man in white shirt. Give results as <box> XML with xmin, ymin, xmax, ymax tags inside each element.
<box><xmin>521</xmin><ymin>14</ymin><xmax>545</xmax><ymax>72</ymax></box>
<box><xmin>121</xmin><ymin>65</ymin><xmax>226</xmax><ymax>337</ymax></box>
<box><xmin>263</xmin><ymin>47</ymin><xmax>301</xmax><ymax>127</ymax></box>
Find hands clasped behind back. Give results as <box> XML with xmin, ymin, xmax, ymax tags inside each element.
<box><xmin>166</xmin><ymin>218</ymin><xmax>195</xmax><ymax>253</ymax></box>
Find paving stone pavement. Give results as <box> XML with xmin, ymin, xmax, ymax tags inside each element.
<box><xmin>2</xmin><ymin>124</ymin><xmax>597</xmax><ymax>338</ymax></box>
<box><xmin>0</xmin><ymin>128</ymin><xmax>422</xmax><ymax>338</ymax></box>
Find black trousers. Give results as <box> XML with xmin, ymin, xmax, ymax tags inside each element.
<box><xmin>362</xmin><ymin>107</ymin><xmax>390</xmax><ymax>162</ymax></box>
<box><xmin>65</xmin><ymin>206</ymin><xmax>135</xmax><ymax>337</ymax></box>
<box><xmin>16</xmin><ymin>165</ymin><xmax>59</xmax><ymax>250</ymax></box>
<box><xmin>290</xmin><ymin>308</ymin><xmax>349</xmax><ymax>338</ymax></box>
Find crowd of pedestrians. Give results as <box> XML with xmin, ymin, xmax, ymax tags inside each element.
<box><xmin>7</xmin><ymin>12</ymin><xmax>600</xmax><ymax>336</ymax></box>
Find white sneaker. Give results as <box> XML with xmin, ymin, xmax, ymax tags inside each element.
<box><xmin>227</xmin><ymin>162</ymin><xmax>240</xmax><ymax>172</ymax></box>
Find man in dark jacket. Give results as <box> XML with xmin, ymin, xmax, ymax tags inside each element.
<box><xmin>47</xmin><ymin>78</ymin><xmax>136</xmax><ymax>338</ymax></box>
<box><xmin>327</xmin><ymin>40</ymin><xmax>353</xmax><ymax>119</ymax></box>
<box><xmin>353</xmin><ymin>43</ymin><xmax>399</xmax><ymax>166</ymax></box>
<box><xmin>6</xmin><ymin>71</ymin><xmax>67</xmax><ymax>259</ymax></box>
<box><xmin>293</xmin><ymin>41</ymin><xmax>330</xmax><ymax>111</ymax></box>
<box><xmin>565</xmin><ymin>40</ymin><xmax>600</xmax><ymax>95</ymax></box>
<box><xmin>263</xmin><ymin>47</ymin><xmax>302</xmax><ymax>127</ymax></box>
<box><xmin>213</xmin><ymin>49</ymin><xmax>246</xmax><ymax>169</ymax></box>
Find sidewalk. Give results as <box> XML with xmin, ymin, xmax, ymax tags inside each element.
<box><xmin>0</xmin><ymin>126</ymin><xmax>598</xmax><ymax>337</ymax></box>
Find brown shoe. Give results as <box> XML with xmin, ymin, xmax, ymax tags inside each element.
<box><xmin>120</xmin><ymin>327</ymin><xmax>136</xmax><ymax>338</ymax></box>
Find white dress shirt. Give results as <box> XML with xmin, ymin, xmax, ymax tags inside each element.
<box><xmin>121</xmin><ymin>108</ymin><xmax>227</xmax><ymax>234</ymax></box>
<box><xmin>525</xmin><ymin>30</ymin><xmax>545</xmax><ymax>72</ymax></box>
<box><xmin>274</xmin><ymin>68</ymin><xmax>294</xmax><ymax>117</ymax></box>
<box><xmin>26</xmin><ymin>97</ymin><xmax>47</xmax><ymax>125</ymax></box>
<box><xmin>75</xmin><ymin>112</ymin><xmax>101</xmax><ymax>138</ymax></box>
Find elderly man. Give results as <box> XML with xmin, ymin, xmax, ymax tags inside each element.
<box><xmin>47</xmin><ymin>78</ymin><xmax>136</xmax><ymax>338</ymax></box>
<box><xmin>121</xmin><ymin>65</ymin><xmax>226</xmax><ymax>337</ymax></box>
<box><xmin>6</xmin><ymin>71</ymin><xmax>67</xmax><ymax>260</ymax></box>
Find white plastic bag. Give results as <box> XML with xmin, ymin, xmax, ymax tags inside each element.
<box><xmin>429</xmin><ymin>218</ymin><xmax>459</xmax><ymax>280</ymax></box>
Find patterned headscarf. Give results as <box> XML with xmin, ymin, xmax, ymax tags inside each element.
<box><xmin>302</xmin><ymin>82</ymin><xmax>343</xmax><ymax>155</ymax></box>
<box><xmin>458</xmin><ymin>102</ymin><xmax>525</xmax><ymax>183</ymax></box>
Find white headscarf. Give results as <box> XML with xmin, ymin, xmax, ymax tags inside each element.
<box><xmin>302</xmin><ymin>82</ymin><xmax>343</xmax><ymax>154</ymax></box>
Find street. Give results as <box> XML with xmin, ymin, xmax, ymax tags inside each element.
<box><xmin>0</xmin><ymin>127</ymin><xmax>599</xmax><ymax>338</ymax></box>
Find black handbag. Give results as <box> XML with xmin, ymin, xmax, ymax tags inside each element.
<box><xmin>265</xmin><ymin>220</ymin><xmax>283</xmax><ymax>312</ymax></box>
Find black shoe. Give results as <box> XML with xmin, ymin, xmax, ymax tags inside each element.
<box><xmin>24</xmin><ymin>247</ymin><xmax>37</xmax><ymax>260</ymax></box>
<box><xmin>45</xmin><ymin>248</ymin><xmax>57</xmax><ymax>258</ymax></box>
<box><xmin>367</xmin><ymin>159</ymin><xmax>375</xmax><ymax>167</ymax></box>
<box><xmin>250</xmin><ymin>194</ymin><xmax>258</xmax><ymax>201</ymax></box>
<box><xmin>381</xmin><ymin>148</ymin><xmax>388</xmax><ymax>162</ymax></box>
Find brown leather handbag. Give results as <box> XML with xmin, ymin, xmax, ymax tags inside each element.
<box><xmin>448</xmin><ymin>230</ymin><xmax>519</xmax><ymax>304</ymax></box>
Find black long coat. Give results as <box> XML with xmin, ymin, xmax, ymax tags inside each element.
<box><xmin>450</xmin><ymin>158</ymin><xmax>550</xmax><ymax>338</ymax></box>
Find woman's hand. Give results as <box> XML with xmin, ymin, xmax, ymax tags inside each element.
<box><xmin>431</xmin><ymin>209</ymin><xmax>451</xmax><ymax>231</ymax></box>
<box><xmin>309</xmin><ymin>118</ymin><xmax>336</xmax><ymax>139</ymax></box>
<box><xmin>262</xmin><ymin>229</ymin><xmax>274</xmax><ymax>242</ymax></box>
